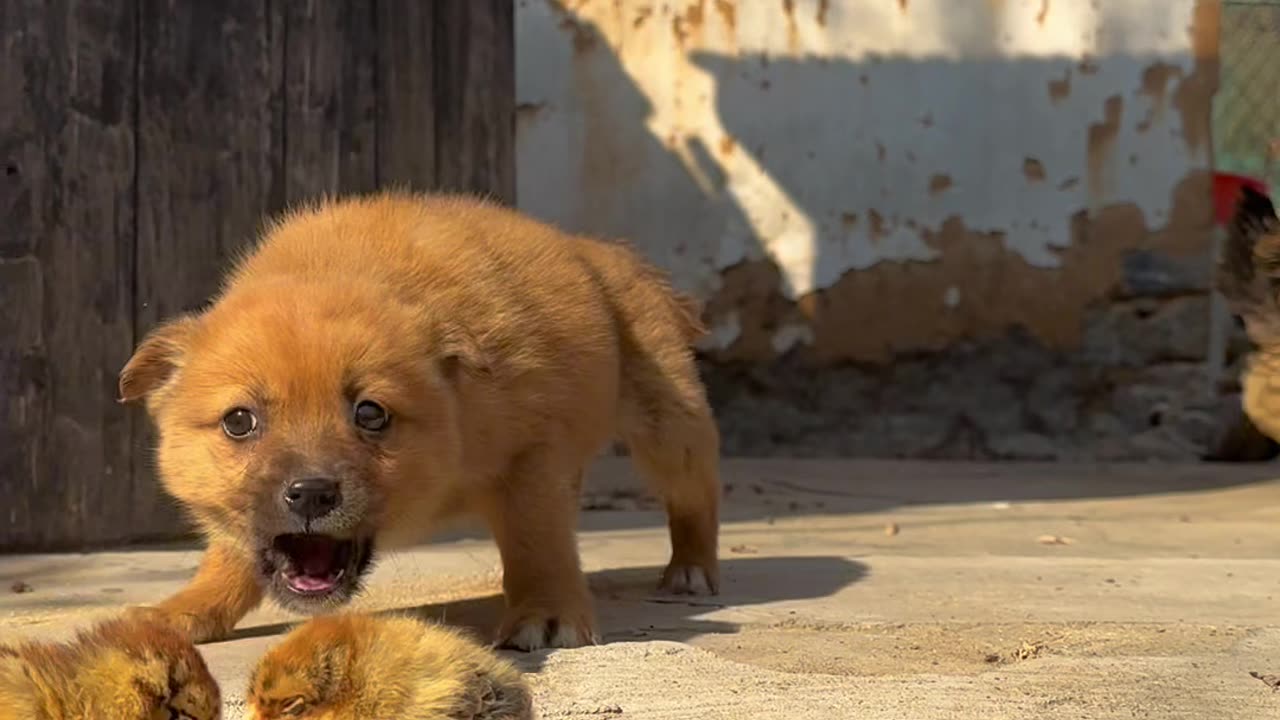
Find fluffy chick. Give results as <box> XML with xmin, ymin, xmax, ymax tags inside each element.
<box><xmin>0</xmin><ymin>608</ymin><xmax>221</xmax><ymax>719</ymax></box>
<box><xmin>247</xmin><ymin>614</ymin><xmax>533</xmax><ymax>720</ymax></box>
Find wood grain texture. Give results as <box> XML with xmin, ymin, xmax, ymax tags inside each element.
<box><xmin>433</xmin><ymin>0</ymin><xmax>516</xmax><ymax>203</ymax></box>
<box><xmin>285</xmin><ymin>0</ymin><xmax>377</xmax><ymax>202</ymax></box>
<box><xmin>376</xmin><ymin>0</ymin><xmax>438</xmax><ymax>190</ymax></box>
<box><xmin>133</xmin><ymin>0</ymin><xmax>287</xmax><ymax>540</ymax></box>
<box><xmin>0</xmin><ymin>0</ymin><xmax>140</xmax><ymax>550</ymax></box>
<box><xmin>1</xmin><ymin>0</ymin><xmax>516</xmax><ymax>550</ymax></box>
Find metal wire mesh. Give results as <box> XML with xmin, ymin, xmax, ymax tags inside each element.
<box><xmin>1214</xmin><ymin>1</ymin><xmax>1280</xmax><ymax>187</ymax></box>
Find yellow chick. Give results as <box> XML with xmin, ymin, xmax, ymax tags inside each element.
<box><xmin>0</xmin><ymin>609</ymin><xmax>221</xmax><ymax>719</ymax></box>
<box><xmin>246</xmin><ymin>613</ymin><xmax>533</xmax><ymax>719</ymax></box>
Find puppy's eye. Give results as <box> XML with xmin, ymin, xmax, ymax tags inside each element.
<box><xmin>221</xmin><ymin>407</ymin><xmax>258</xmax><ymax>439</ymax></box>
<box><xmin>353</xmin><ymin>400</ymin><xmax>389</xmax><ymax>432</ymax></box>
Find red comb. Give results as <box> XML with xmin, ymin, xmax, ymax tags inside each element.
<box><xmin>1212</xmin><ymin>172</ymin><xmax>1270</xmax><ymax>226</ymax></box>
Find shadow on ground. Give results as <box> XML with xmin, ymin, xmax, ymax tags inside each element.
<box><xmin>212</xmin><ymin>555</ymin><xmax>866</xmax><ymax>673</ymax></box>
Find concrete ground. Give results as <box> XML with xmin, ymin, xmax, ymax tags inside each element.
<box><xmin>3</xmin><ymin>459</ymin><xmax>1280</xmax><ymax>718</ymax></box>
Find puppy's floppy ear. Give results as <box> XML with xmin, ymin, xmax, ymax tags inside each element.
<box><xmin>118</xmin><ymin>315</ymin><xmax>199</xmax><ymax>403</ymax></box>
<box><xmin>436</xmin><ymin>324</ymin><xmax>491</xmax><ymax>381</ymax></box>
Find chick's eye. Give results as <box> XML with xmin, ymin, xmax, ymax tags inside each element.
<box><xmin>282</xmin><ymin>696</ymin><xmax>308</xmax><ymax>715</ymax></box>
<box><xmin>354</xmin><ymin>400</ymin><xmax>389</xmax><ymax>432</ymax></box>
<box><xmin>221</xmin><ymin>408</ymin><xmax>257</xmax><ymax>439</ymax></box>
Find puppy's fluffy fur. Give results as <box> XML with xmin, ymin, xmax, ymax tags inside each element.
<box><xmin>247</xmin><ymin>614</ymin><xmax>533</xmax><ymax>719</ymax></box>
<box><xmin>120</xmin><ymin>192</ymin><xmax>721</xmax><ymax>650</ymax></box>
<box><xmin>0</xmin><ymin>610</ymin><xmax>221</xmax><ymax>719</ymax></box>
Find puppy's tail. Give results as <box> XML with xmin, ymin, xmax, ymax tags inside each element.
<box><xmin>641</xmin><ymin>262</ymin><xmax>708</xmax><ymax>345</ymax></box>
<box><xmin>578</xmin><ymin>237</ymin><xmax>708</xmax><ymax>347</ymax></box>
<box><xmin>1219</xmin><ymin>185</ymin><xmax>1280</xmax><ymax>347</ymax></box>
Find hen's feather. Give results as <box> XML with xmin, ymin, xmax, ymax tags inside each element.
<box><xmin>1218</xmin><ymin>185</ymin><xmax>1280</xmax><ymax>346</ymax></box>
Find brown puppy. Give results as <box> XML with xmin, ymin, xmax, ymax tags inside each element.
<box><xmin>0</xmin><ymin>610</ymin><xmax>221</xmax><ymax>719</ymax></box>
<box><xmin>246</xmin><ymin>613</ymin><xmax>533</xmax><ymax>719</ymax></box>
<box><xmin>120</xmin><ymin>192</ymin><xmax>721</xmax><ymax>650</ymax></box>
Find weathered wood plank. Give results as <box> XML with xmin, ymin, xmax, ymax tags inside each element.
<box><xmin>1</xmin><ymin>0</ymin><xmax>517</xmax><ymax>551</ymax></box>
<box><xmin>0</xmin><ymin>0</ymin><xmax>139</xmax><ymax>550</ymax></box>
<box><xmin>433</xmin><ymin>0</ymin><xmax>516</xmax><ymax>203</ymax></box>
<box><xmin>284</xmin><ymin>0</ymin><xmax>377</xmax><ymax>202</ymax></box>
<box><xmin>134</xmin><ymin>0</ymin><xmax>286</xmax><ymax>539</ymax></box>
<box><xmin>376</xmin><ymin>0</ymin><xmax>438</xmax><ymax>190</ymax></box>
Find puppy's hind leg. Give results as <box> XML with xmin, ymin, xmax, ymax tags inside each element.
<box><xmin>621</xmin><ymin>373</ymin><xmax>722</xmax><ymax>596</ymax></box>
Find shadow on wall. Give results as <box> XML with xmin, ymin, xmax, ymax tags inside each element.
<box><xmin>518</xmin><ymin>2</ymin><xmax>1262</xmax><ymax>464</ymax></box>
<box><xmin>525</xmin><ymin>1</ymin><xmax>1217</xmax><ymax>365</ymax></box>
<box><xmin>686</xmin><ymin>47</ymin><xmax>1214</xmax><ymax>365</ymax></box>
<box><xmin>518</xmin><ymin>2</ymin><xmax>766</xmax><ymax>307</ymax></box>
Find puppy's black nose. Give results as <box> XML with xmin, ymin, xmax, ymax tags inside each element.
<box><xmin>284</xmin><ymin>478</ymin><xmax>341</xmax><ymax>520</ymax></box>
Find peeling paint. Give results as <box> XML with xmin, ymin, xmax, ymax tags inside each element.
<box><xmin>1048</xmin><ymin>70</ymin><xmax>1071</xmax><ymax>102</ymax></box>
<box><xmin>1086</xmin><ymin>95</ymin><xmax>1124</xmax><ymax>203</ymax></box>
<box><xmin>943</xmin><ymin>286</ymin><xmax>961</xmax><ymax>308</ymax></box>
<box><xmin>771</xmin><ymin>322</ymin><xmax>815</xmax><ymax>354</ymax></box>
<box><xmin>699</xmin><ymin>309</ymin><xmax>742</xmax><ymax>352</ymax></box>
<box><xmin>1023</xmin><ymin>158</ymin><xmax>1046</xmax><ymax>182</ymax></box>
<box><xmin>517</xmin><ymin>0</ymin><xmax>1216</xmax><ymax>357</ymax></box>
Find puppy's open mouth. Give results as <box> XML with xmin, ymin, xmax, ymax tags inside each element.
<box><xmin>267</xmin><ymin>534</ymin><xmax>374</xmax><ymax>600</ymax></box>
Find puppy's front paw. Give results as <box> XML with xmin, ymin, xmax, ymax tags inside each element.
<box><xmin>496</xmin><ymin>606</ymin><xmax>598</xmax><ymax>651</ymax></box>
<box><xmin>122</xmin><ymin>605</ymin><xmax>228</xmax><ymax>644</ymax></box>
<box><xmin>659</xmin><ymin>558</ymin><xmax>720</xmax><ymax>596</ymax></box>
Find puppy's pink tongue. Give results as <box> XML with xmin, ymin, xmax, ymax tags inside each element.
<box><xmin>289</xmin><ymin>574</ymin><xmax>338</xmax><ymax>592</ymax></box>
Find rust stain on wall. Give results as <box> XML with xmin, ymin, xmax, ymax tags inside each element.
<box><xmin>1174</xmin><ymin>0</ymin><xmax>1220</xmax><ymax>153</ymax></box>
<box><xmin>816</xmin><ymin>0</ymin><xmax>830</xmax><ymax>27</ymax></box>
<box><xmin>898</xmin><ymin>0</ymin><xmax>908</xmax><ymax>12</ymax></box>
<box><xmin>703</xmin><ymin>173</ymin><xmax>1214</xmax><ymax>364</ymax></box>
<box><xmin>781</xmin><ymin>0</ymin><xmax>799</xmax><ymax>51</ymax></box>
<box><xmin>719</xmin><ymin>134</ymin><xmax>737</xmax><ymax>156</ymax></box>
<box><xmin>713</xmin><ymin>0</ymin><xmax>736</xmax><ymax>30</ymax></box>
<box><xmin>1047</xmin><ymin>70</ymin><xmax>1071</xmax><ymax>103</ymax></box>
<box><xmin>929</xmin><ymin>174</ymin><xmax>953</xmax><ymax>195</ymax></box>
<box><xmin>633</xmin><ymin>5</ymin><xmax>654</xmax><ymax>29</ymax></box>
<box><xmin>1036</xmin><ymin>0</ymin><xmax>1050</xmax><ymax>26</ymax></box>
<box><xmin>672</xmin><ymin>1</ymin><xmax>707</xmax><ymax>46</ymax></box>
<box><xmin>869</xmin><ymin>209</ymin><xmax>887</xmax><ymax>240</ymax></box>
<box><xmin>1137</xmin><ymin>62</ymin><xmax>1180</xmax><ymax>132</ymax></box>
<box><xmin>1086</xmin><ymin>95</ymin><xmax>1124</xmax><ymax>199</ymax></box>
<box><xmin>1023</xmin><ymin>158</ymin><xmax>1046</xmax><ymax>182</ymax></box>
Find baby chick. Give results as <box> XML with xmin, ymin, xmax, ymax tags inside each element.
<box><xmin>0</xmin><ymin>608</ymin><xmax>221</xmax><ymax>719</ymax></box>
<box><xmin>247</xmin><ymin>613</ymin><xmax>533</xmax><ymax>719</ymax></box>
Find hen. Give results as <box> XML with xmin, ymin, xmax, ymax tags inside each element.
<box><xmin>1215</xmin><ymin>182</ymin><xmax>1280</xmax><ymax>444</ymax></box>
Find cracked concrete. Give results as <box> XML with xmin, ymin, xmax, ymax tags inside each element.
<box><xmin>2</xmin><ymin>459</ymin><xmax>1279</xmax><ymax>718</ymax></box>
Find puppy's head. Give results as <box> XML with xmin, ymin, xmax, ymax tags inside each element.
<box><xmin>120</xmin><ymin>279</ymin><xmax>485</xmax><ymax>611</ymax></box>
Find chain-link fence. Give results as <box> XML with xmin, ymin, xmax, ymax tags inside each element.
<box><xmin>1215</xmin><ymin>0</ymin><xmax>1280</xmax><ymax>188</ymax></box>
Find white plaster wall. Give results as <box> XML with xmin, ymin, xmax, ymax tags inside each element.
<box><xmin>515</xmin><ymin>0</ymin><xmax>1208</xmax><ymax>311</ymax></box>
